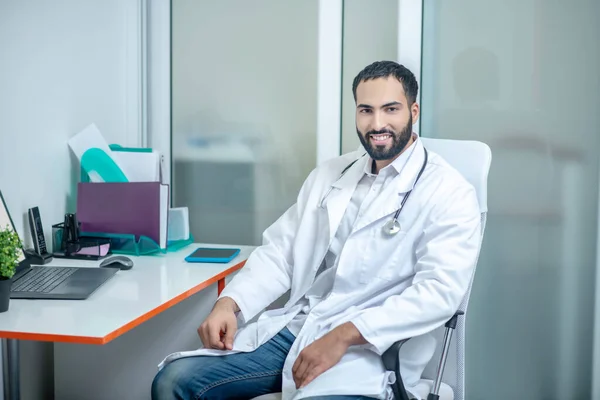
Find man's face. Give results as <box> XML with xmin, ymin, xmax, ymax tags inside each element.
<box><xmin>355</xmin><ymin>77</ymin><xmax>420</xmax><ymax>161</ymax></box>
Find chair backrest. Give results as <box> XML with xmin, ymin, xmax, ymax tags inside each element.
<box><xmin>421</xmin><ymin>137</ymin><xmax>490</xmax><ymax>213</ymax></box>
<box><xmin>419</xmin><ymin>137</ymin><xmax>492</xmax><ymax>400</ymax></box>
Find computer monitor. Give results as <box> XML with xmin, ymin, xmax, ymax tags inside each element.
<box><xmin>0</xmin><ymin>191</ymin><xmax>28</xmax><ymax>269</ymax></box>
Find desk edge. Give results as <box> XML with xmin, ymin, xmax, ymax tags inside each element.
<box><xmin>0</xmin><ymin>260</ymin><xmax>246</xmax><ymax>345</ymax></box>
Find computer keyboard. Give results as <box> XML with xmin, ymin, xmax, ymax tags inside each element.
<box><xmin>12</xmin><ymin>267</ymin><xmax>78</xmax><ymax>293</ymax></box>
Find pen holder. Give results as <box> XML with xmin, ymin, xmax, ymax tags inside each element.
<box><xmin>52</xmin><ymin>223</ymin><xmax>112</xmax><ymax>260</ymax></box>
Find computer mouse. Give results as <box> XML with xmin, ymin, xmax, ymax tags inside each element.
<box><xmin>99</xmin><ymin>255</ymin><xmax>134</xmax><ymax>270</ymax></box>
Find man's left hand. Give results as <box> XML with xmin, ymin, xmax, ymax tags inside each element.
<box><xmin>291</xmin><ymin>322</ymin><xmax>367</xmax><ymax>389</ymax></box>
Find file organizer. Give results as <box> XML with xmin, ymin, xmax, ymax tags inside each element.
<box><xmin>80</xmin><ymin>144</ymin><xmax>152</xmax><ymax>183</ymax></box>
<box><xmin>75</xmin><ymin>232</ymin><xmax>194</xmax><ymax>256</ymax></box>
<box><xmin>77</xmin><ymin>144</ymin><xmax>193</xmax><ymax>256</ymax></box>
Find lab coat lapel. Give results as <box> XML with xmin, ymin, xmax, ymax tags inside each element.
<box><xmin>354</xmin><ymin>140</ymin><xmax>427</xmax><ymax>232</ymax></box>
<box><xmin>325</xmin><ymin>155</ymin><xmax>368</xmax><ymax>242</ymax></box>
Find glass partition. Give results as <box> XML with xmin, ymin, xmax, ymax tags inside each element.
<box><xmin>171</xmin><ymin>0</ymin><xmax>319</xmax><ymax>245</ymax></box>
<box><xmin>420</xmin><ymin>1</ymin><xmax>600</xmax><ymax>398</ymax></box>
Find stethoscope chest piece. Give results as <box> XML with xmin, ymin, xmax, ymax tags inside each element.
<box><xmin>383</xmin><ymin>218</ymin><xmax>401</xmax><ymax>236</ymax></box>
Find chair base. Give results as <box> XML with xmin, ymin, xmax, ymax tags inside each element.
<box><xmin>250</xmin><ymin>380</ymin><xmax>453</xmax><ymax>400</ymax></box>
<box><xmin>252</xmin><ymin>394</ymin><xmax>281</xmax><ymax>400</ymax></box>
<box><xmin>411</xmin><ymin>379</ymin><xmax>454</xmax><ymax>400</ymax></box>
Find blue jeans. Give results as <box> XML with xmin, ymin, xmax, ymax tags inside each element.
<box><xmin>151</xmin><ymin>328</ymin><xmax>373</xmax><ymax>400</ymax></box>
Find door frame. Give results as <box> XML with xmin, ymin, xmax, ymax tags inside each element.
<box><xmin>146</xmin><ymin>0</ymin><xmax>171</xmax><ymax>185</ymax></box>
<box><xmin>397</xmin><ymin>0</ymin><xmax>423</xmax><ymax>135</ymax></box>
<box><xmin>316</xmin><ymin>0</ymin><xmax>343</xmax><ymax>165</ymax></box>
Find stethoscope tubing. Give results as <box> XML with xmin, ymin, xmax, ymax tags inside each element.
<box><xmin>320</xmin><ymin>147</ymin><xmax>429</xmax><ymax>236</ymax></box>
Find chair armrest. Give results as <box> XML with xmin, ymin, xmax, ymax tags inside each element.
<box><xmin>444</xmin><ymin>310</ymin><xmax>464</xmax><ymax>329</ymax></box>
<box><xmin>382</xmin><ymin>339</ymin><xmax>412</xmax><ymax>400</ymax></box>
<box><xmin>382</xmin><ymin>311</ymin><xmax>465</xmax><ymax>400</ymax></box>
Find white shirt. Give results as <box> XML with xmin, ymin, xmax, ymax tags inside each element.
<box><xmin>287</xmin><ymin>139</ymin><xmax>418</xmax><ymax>336</ymax></box>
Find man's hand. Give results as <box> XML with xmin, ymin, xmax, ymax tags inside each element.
<box><xmin>292</xmin><ymin>322</ymin><xmax>367</xmax><ymax>389</ymax></box>
<box><xmin>197</xmin><ymin>297</ymin><xmax>240</xmax><ymax>350</ymax></box>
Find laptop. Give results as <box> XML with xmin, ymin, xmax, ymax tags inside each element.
<box><xmin>0</xmin><ymin>191</ymin><xmax>118</xmax><ymax>300</ymax></box>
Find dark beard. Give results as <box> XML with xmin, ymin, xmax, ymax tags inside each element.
<box><xmin>356</xmin><ymin>114</ymin><xmax>413</xmax><ymax>161</ymax></box>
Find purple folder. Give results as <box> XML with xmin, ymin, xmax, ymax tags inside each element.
<box><xmin>76</xmin><ymin>182</ymin><xmax>169</xmax><ymax>248</ymax></box>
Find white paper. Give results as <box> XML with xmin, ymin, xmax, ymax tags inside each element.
<box><xmin>67</xmin><ymin>123</ymin><xmax>128</xmax><ymax>182</ymax></box>
<box><xmin>159</xmin><ymin>184</ymin><xmax>170</xmax><ymax>249</ymax></box>
<box><xmin>167</xmin><ymin>207</ymin><xmax>189</xmax><ymax>242</ymax></box>
<box><xmin>113</xmin><ymin>151</ymin><xmax>161</xmax><ymax>182</ymax></box>
<box><xmin>68</xmin><ymin>123</ymin><xmax>112</xmax><ymax>161</ymax></box>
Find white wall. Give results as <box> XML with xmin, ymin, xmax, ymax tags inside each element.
<box><xmin>0</xmin><ymin>1</ymin><xmax>142</xmax><ymax>398</ymax></box>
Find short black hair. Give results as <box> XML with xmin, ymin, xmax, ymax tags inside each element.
<box><xmin>352</xmin><ymin>61</ymin><xmax>419</xmax><ymax>105</ymax></box>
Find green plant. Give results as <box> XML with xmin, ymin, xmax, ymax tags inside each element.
<box><xmin>0</xmin><ymin>225</ymin><xmax>22</xmax><ymax>279</ymax></box>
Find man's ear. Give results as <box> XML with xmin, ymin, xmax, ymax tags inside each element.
<box><xmin>411</xmin><ymin>102</ymin><xmax>420</xmax><ymax>124</ymax></box>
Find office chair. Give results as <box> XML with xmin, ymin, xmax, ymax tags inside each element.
<box><xmin>381</xmin><ymin>137</ymin><xmax>491</xmax><ymax>400</ymax></box>
<box><xmin>253</xmin><ymin>138</ymin><xmax>492</xmax><ymax>400</ymax></box>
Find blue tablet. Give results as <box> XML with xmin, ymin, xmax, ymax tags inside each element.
<box><xmin>184</xmin><ymin>247</ymin><xmax>241</xmax><ymax>263</ymax></box>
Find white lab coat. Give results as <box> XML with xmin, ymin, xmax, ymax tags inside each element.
<box><xmin>159</xmin><ymin>138</ymin><xmax>481</xmax><ymax>400</ymax></box>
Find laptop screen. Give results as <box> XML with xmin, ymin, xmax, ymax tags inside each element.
<box><xmin>0</xmin><ymin>191</ymin><xmax>26</xmax><ymax>265</ymax></box>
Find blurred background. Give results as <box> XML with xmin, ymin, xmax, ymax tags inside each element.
<box><xmin>171</xmin><ymin>0</ymin><xmax>318</xmax><ymax>245</ymax></box>
<box><xmin>420</xmin><ymin>1</ymin><xmax>599</xmax><ymax>399</ymax></box>
<box><xmin>170</xmin><ymin>1</ymin><xmax>600</xmax><ymax>399</ymax></box>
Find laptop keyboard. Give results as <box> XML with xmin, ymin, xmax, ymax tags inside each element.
<box><xmin>12</xmin><ymin>267</ymin><xmax>78</xmax><ymax>293</ymax></box>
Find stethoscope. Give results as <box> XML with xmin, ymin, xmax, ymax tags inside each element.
<box><xmin>319</xmin><ymin>147</ymin><xmax>429</xmax><ymax>236</ymax></box>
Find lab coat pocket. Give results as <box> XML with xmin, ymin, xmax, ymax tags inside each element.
<box><xmin>232</xmin><ymin>322</ymin><xmax>259</xmax><ymax>351</ymax></box>
<box><xmin>359</xmin><ymin>230</ymin><xmax>407</xmax><ymax>283</ymax></box>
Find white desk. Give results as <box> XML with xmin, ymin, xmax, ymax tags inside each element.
<box><xmin>0</xmin><ymin>243</ymin><xmax>255</xmax><ymax>400</ymax></box>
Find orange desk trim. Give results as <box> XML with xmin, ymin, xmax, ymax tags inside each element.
<box><xmin>0</xmin><ymin>260</ymin><xmax>245</xmax><ymax>345</ymax></box>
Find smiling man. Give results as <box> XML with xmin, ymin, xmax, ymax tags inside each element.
<box><xmin>151</xmin><ymin>61</ymin><xmax>481</xmax><ymax>400</ymax></box>
<box><xmin>354</xmin><ymin>62</ymin><xmax>418</xmax><ymax>173</ymax></box>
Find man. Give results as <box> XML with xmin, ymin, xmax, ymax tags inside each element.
<box><xmin>152</xmin><ymin>61</ymin><xmax>481</xmax><ymax>400</ymax></box>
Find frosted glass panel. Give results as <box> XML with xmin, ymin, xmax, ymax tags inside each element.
<box><xmin>171</xmin><ymin>0</ymin><xmax>318</xmax><ymax>245</ymax></box>
<box><xmin>421</xmin><ymin>0</ymin><xmax>600</xmax><ymax>398</ymax></box>
<box><xmin>340</xmin><ymin>0</ymin><xmax>398</xmax><ymax>154</ymax></box>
